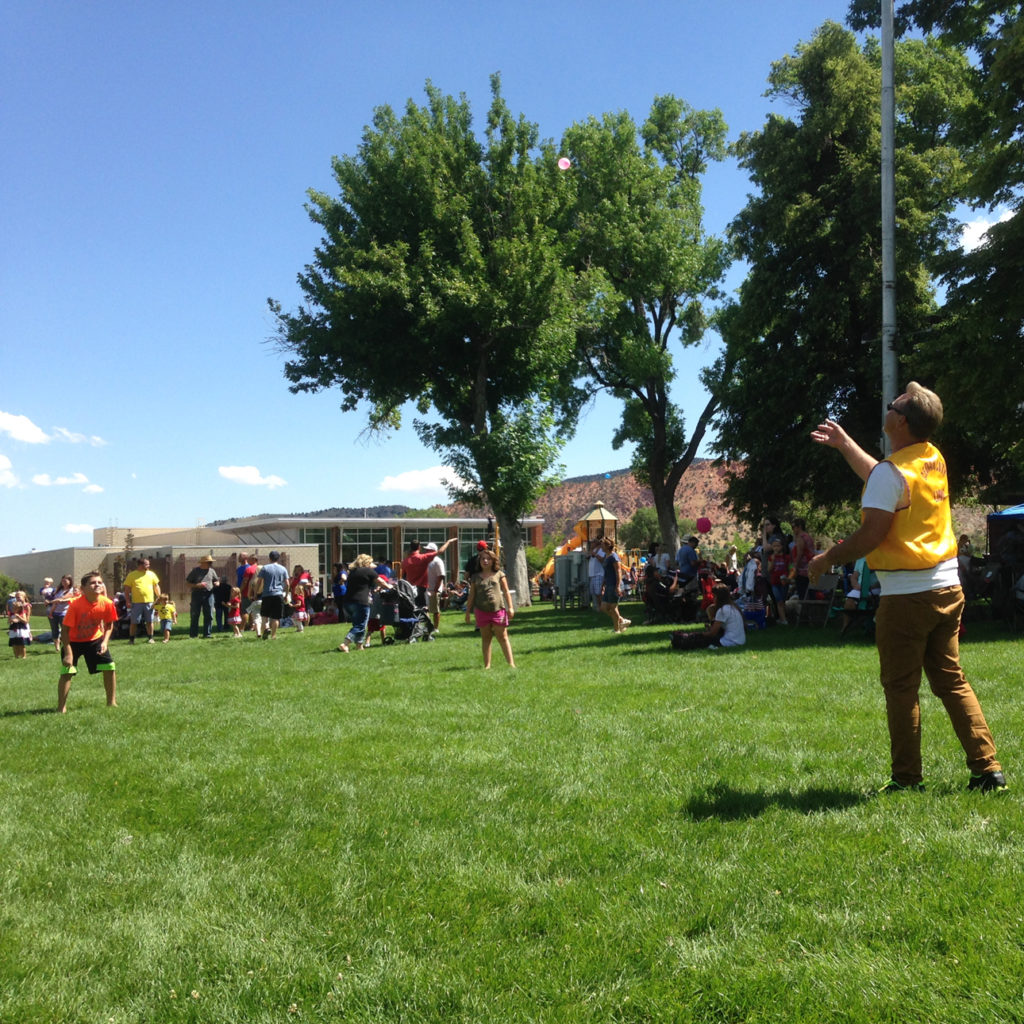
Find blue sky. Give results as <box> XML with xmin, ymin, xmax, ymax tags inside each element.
<box><xmin>2</xmin><ymin>0</ymin><xmax>984</xmax><ymax>557</ymax></box>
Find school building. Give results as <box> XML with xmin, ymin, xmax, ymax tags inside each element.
<box><xmin>1</xmin><ymin>514</ymin><xmax>545</xmax><ymax>605</ymax></box>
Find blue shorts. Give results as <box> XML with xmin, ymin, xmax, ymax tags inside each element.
<box><xmin>129</xmin><ymin>603</ymin><xmax>153</xmax><ymax>625</ymax></box>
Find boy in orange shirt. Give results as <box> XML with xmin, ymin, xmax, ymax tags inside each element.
<box><xmin>58</xmin><ymin>571</ymin><xmax>119</xmax><ymax>713</ymax></box>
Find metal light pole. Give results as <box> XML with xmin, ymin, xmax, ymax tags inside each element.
<box><xmin>880</xmin><ymin>0</ymin><xmax>898</xmax><ymax>453</ymax></box>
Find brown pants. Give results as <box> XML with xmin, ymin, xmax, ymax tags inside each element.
<box><xmin>875</xmin><ymin>587</ymin><xmax>1000</xmax><ymax>785</ymax></box>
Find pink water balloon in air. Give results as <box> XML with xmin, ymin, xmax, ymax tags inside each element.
<box><xmin>557</xmin><ymin>157</ymin><xmax>571</xmax><ymax>170</ymax></box>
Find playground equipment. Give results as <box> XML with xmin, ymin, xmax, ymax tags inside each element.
<box><xmin>541</xmin><ymin>501</ymin><xmax>620</xmax><ymax>609</ymax></box>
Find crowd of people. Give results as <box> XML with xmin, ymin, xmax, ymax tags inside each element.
<box><xmin>2</xmin><ymin>384</ymin><xmax>1014</xmax><ymax>792</ymax></box>
<box><xmin>5</xmin><ymin>510</ymin><xmax>994</xmax><ymax>673</ymax></box>
<box><xmin>6</xmin><ymin>536</ymin><xmax>526</xmax><ymax>708</ymax></box>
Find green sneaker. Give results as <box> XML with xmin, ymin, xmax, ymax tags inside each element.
<box><xmin>878</xmin><ymin>778</ymin><xmax>925</xmax><ymax>794</ymax></box>
<box><xmin>967</xmin><ymin>770</ymin><xmax>1007</xmax><ymax>793</ymax></box>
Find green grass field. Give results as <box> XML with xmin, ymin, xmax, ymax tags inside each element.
<box><xmin>2</xmin><ymin>604</ymin><xmax>1022</xmax><ymax>1023</ymax></box>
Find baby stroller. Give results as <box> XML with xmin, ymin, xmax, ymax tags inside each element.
<box><xmin>113</xmin><ymin>592</ymin><xmax>132</xmax><ymax>639</ymax></box>
<box><xmin>644</xmin><ymin>569</ymin><xmax>701</xmax><ymax>625</ymax></box>
<box><xmin>369</xmin><ymin>579</ymin><xmax>435</xmax><ymax>645</ymax></box>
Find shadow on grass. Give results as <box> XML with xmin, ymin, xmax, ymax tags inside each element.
<box><xmin>684</xmin><ymin>783</ymin><xmax>867</xmax><ymax>820</ymax></box>
<box><xmin>1</xmin><ymin>707</ymin><xmax>59</xmax><ymax>717</ymax></box>
<box><xmin>522</xmin><ymin>605</ymin><xmax>1022</xmax><ymax>650</ymax></box>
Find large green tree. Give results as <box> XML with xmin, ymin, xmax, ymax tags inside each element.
<box><xmin>560</xmin><ymin>97</ymin><xmax>730</xmax><ymax>556</ymax></box>
<box><xmin>269</xmin><ymin>78</ymin><xmax>590</xmax><ymax>603</ymax></box>
<box><xmin>849</xmin><ymin>0</ymin><xmax>1024</xmax><ymax>482</ymax></box>
<box><xmin>712</xmin><ymin>22</ymin><xmax>976</xmax><ymax>523</ymax></box>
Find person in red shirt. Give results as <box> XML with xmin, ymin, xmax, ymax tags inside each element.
<box><xmin>401</xmin><ymin>537</ymin><xmax>457</xmax><ymax>607</ymax></box>
<box><xmin>58</xmin><ymin>572</ymin><xmax>119</xmax><ymax>713</ymax></box>
<box><xmin>240</xmin><ymin>553</ymin><xmax>260</xmax><ymax>631</ymax></box>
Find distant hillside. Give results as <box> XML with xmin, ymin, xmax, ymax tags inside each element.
<box><xmin>209</xmin><ymin>459</ymin><xmax>989</xmax><ymax>552</ymax></box>
<box><xmin>208</xmin><ymin>505</ymin><xmax>413</xmax><ymax>525</ymax></box>
<box><xmin>445</xmin><ymin>459</ymin><xmax>743</xmax><ymax>548</ymax></box>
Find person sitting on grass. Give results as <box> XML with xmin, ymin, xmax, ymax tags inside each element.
<box><xmin>57</xmin><ymin>572</ymin><xmax>118</xmax><ymax>713</ymax></box>
<box><xmin>839</xmin><ymin>557</ymin><xmax>878</xmax><ymax>637</ymax></box>
<box><xmin>673</xmin><ymin>584</ymin><xmax>746</xmax><ymax>650</ymax></box>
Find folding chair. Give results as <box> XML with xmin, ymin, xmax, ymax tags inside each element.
<box><xmin>793</xmin><ymin>573</ymin><xmax>840</xmax><ymax>626</ymax></box>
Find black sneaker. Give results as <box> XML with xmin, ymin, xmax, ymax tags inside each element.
<box><xmin>967</xmin><ymin>770</ymin><xmax>1007</xmax><ymax>793</ymax></box>
<box><xmin>878</xmin><ymin>778</ymin><xmax>925</xmax><ymax>793</ymax></box>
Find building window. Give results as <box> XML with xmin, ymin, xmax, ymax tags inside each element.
<box><xmin>456</xmin><ymin>527</ymin><xmax>493</xmax><ymax>580</ymax></box>
<box><xmin>298</xmin><ymin>528</ymin><xmax>328</xmax><ymax>583</ymax></box>
<box><xmin>402</xmin><ymin>527</ymin><xmax>458</xmax><ymax>580</ymax></box>
<box><xmin>340</xmin><ymin>528</ymin><xmax>390</xmax><ymax>568</ymax></box>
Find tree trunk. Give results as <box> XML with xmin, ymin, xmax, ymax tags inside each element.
<box><xmin>651</xmin><ymin>485</ymin><xmax>680</xmax><ymax>561</ymax></box>
<box><xmin>649</xmin><ymin>388</ymin><xmax>724</xmax><ymax>561</ymax></box>
<box><xmin>495</xmin><ymin>513</ymin><xmax>531</xmax><ymax>608</ymax></box>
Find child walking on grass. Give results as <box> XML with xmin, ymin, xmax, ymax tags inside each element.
<box><xmin>464</xmin><ymin>547</ymin><xmax>516</xmax><ymax>668</ymax></box>
<box><xmin>226</xmin><ymin>587</ymin><xmax>244</xmax><ymax>637</ymax></box>
<box><xmin>154</xmin><ymin>594</ymin><xmax>177</xmax><ymax>643</ymax></box>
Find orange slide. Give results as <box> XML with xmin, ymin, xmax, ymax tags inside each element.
<box><xmin>540</xmin><ymin>520</ymin><xmax>590</xmax><ymax>580</ymax></box>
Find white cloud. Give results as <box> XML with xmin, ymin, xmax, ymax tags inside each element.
<box><xmin>219</xmin><ymin>465</ymin><xmax>287</xmax><ymax>489</ymax></box>
<box><xmin>63</xmin><ymin>523</ymin><xmax>94</xmax><ymax>535</ymax></box>
<box><xmin>52</xmin><ymin>427</ymin><xmax>108</xmax><ymax>446</ymax></box>
<box><xmin>378</xmin><ymin>465</ymin><xmax>465</xmax><ymax>497</ymax></box>
<box><xmin>0</xmin><ymin>454</ymin><xmax>20</xmax><ymax>488</ymax></box>
<box><xmin>961</xmin><ymin>208</ymin><xmax>1014</xmax><ymax>252</ymax></box>
<box><xmin>0</xmin><ymin>411</ymin><xmax>107</xmax><ymax>447</ymax></box>
<box><xmin>83</xmin><ymin>484</ymin><xmax>104</xmax><ymax>494</ymax></box>
<box><xmin>0</xmin><ymin>411</ymin><xmax>50</xmax><ymax>444</ymax></box>
<box><xmin>32</xmin><ymin>472</ymin><xmax>90</xmax><ymax>487</ymax></box>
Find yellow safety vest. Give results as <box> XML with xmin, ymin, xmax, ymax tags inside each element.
<box><xmin>865</xmin><ymin>442</ymin><xmax>958</xmax><ymax>572</ymax></box>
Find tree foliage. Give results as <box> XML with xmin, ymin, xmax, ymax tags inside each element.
<box><xmin>617</xmin><ymin>506</ymin><xmax>664</xmax><ymax>553</ymax></box>
<box><xmin>0</xmin><ymin>572</ymin><xmax>22</xmax><ymax>598</ymax></box>
<box><xmin>849</xmin><ymin>0</ymin><xmax>1024</xmax><ymax>480</ymax></box>
<box><xmin>269</xmin><ymin>77</ymin><xmax>594</xmax><ymax>603</ymax></box>
<box><xmin>561</xmin><ymin>97</ymin><xmax>730</xmax><ymax>555</ymax></box>
<box><xmin>713</xmin><ymin>22</ymin><xmax>977</xmax><ymax>524</ymax></box>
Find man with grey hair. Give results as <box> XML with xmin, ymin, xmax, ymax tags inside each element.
<box><xmin>809</xmin><ymin>382</ymin><xmax>1005</xmax><ymax>793</ymax></box>
<box><xmin>186</xmin><ymin>555</ymin><xmax>219</xmax><ymax>639</ymax></box>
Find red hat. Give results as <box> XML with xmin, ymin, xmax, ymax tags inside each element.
<box><xmin>477</xmin><ymin>540</ymin><xmax>488</xmax><ymax>550</ymax></box>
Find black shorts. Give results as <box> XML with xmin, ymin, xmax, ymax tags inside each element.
<box><xmin>261</xmin><ymin>594</ymin><xmax>285</xmax><ymax>620</ymax></box>
<box><xmin>63</xmin><ymin>640</ymin><xmax>116</xmax><ymax>676</ymax></box>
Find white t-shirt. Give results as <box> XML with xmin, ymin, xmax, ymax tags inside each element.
<box><xmin>740</xmin><ymin>559</ymin><xmax>758</xmax><ymax>595</ymax></box>
<box><xmin>426</xmin><ymin>555</ymin><xmax>446</xmax><ymax>593</ymax></box>
<box><xmin>861</xmin><ymin>461</ymin><xmax>960</xmax><ymax>596</ymax></box>
<box><xmin>715</xmin><ymin>603</ymin><xmax>746</xmax><ymax>647</ymax></box>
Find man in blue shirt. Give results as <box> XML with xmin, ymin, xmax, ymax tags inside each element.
<box><xmin>255</xmin><ymin>550</ymin><xmax>290</xmax><ymax>640</ymax></box>
<box><xmin>675</xmin><ymin>536</ymin><xmax>700</xmax><ymax>584</ymax></box>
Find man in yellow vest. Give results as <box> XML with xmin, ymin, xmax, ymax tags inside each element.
<box><xmin>808</xmin><ymin>382</ymin><xmax>1005</xmax><ymax>793</ymax></box>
